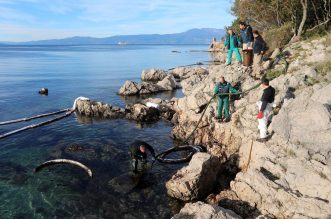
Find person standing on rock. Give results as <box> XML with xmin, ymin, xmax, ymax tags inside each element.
<box><xmin>257</xmin><ymin>78</ymin><xmax>275</xmax><ymax>142</ymax></box>
<box><xmin>129</xmin><ymin>140</ymin><xmax>156</xmax><ymax>173</ymax></box>
<box><xmin>252</xmin><ymin>30</ymin><xmax>267</xmax><ymax>78</ymax></box>
<box><xmin>239</xmin><ymin>22</ymin><xmax>254</xmax><ymax>50</ymax></box>
<box><xmin>214</xmin><ymin>76</ymin><xmax>239</xmax><ymax>122</ymax></box>
<box><xmin>224</xmin><ymin>28</ymin><xmax>242</xmax><ymax>65</ymax></box>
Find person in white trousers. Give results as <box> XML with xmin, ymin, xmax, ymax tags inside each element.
<box><xmin>256</xmin><ymin>78</ymin><xmax>275</xmax><ymax>142</ymax></box>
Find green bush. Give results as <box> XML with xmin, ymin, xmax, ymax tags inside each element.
<box><xmin>262</xmin><ymin>23</ymin><xmax>293</xmax><ymax>51</ymax></box>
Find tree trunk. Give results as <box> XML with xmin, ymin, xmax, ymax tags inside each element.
<box><xmin>291</xmin><ymin>0</ymin><xmax>308</xmax><ymax>42</ymax></box>
<box><xmin>297</xmin><ymin>0</ymin><xmax>308</xmax><ymax>38</ymax></box>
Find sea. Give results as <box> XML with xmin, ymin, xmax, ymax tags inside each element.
<box><xmin>0</xmin><ymin>44</ymin><xmax>210</xmax><ymax>219</ymax></box>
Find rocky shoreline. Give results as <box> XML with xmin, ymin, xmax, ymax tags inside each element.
<box><xmin>75</xmin><ymin>34</ymin><xmax>331</xmax><ymax>219</ymax></box>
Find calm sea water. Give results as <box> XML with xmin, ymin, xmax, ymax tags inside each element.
<box><xmin>0</xmin><ymin>45</ymin><xmax>210</xmax><ymax>219</ymax></box>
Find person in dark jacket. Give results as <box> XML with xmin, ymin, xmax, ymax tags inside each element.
<box><xmin>239</xmin><ymin>22</ymin><xmax>254</xmax><ymax>50</ymax></box>
<box><xmin>224</xmin><ymin>28</ymin><xmax>242</xmax><ymax>65</ymax></box>
<box><xmin>214</xmin><ymin>76</ymin><xmax>239</xmax><ymax>122</ymax></box>
<box><xmin>256</xmin><ymin>78</ymin><xmax>275</xmax><ymax>142</ymax></box>
<box><xmin>253</xmin><ymin>30</ymin><xmax>267</xmax><ymax>78</ymax></box>
<box><xmin>129</xmin><ymin>140</ymin><xmax>155</xmax><ymax>173</ymax></box>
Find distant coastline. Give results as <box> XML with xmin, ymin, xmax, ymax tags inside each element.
<box><xmin>0</xmin><ymin>28</ymin><xmax>225</xmax><ymax>46</ymax></box>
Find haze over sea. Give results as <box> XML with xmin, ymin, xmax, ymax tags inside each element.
<box><xmin>0</xmin><ymin>44</ymin><xmax>210</xmax><ymax>218</ymax></box>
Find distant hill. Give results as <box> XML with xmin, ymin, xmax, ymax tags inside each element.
<box><xmin>3</xmin><ymin>28</ymin><xmax>225</xmax><ymax>45</ymax></box>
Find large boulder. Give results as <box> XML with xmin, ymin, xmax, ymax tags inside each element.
<box><xmin>172</xmin><ymin>202</ymin><xmax>242</xmax><ymax>219</ymax></box>
<box><xmin>126</xmin><ymin>103</ymin><xmax>160</xmax><ymax>123</ymax></box>
<box><xmin>139</xmin><ymin>82</ymin><xmax>161</xmax><ymax>94</ymax></box>
<box><xmin>76</xmin><ymin>99</ymin><xmax>125</xmax><ymax>119</ymax></box>
<box><xmin>166</xmin><ymin>153</ymin><xmax>221</xmax><ymax>201</ymax></box>
<box><xmin>181</xmin><ymin>74</ymin><xmax>208</xmax><ymax>95</ymax></box>
<box><xmin>118</xmin><ymin>80</ymin><xmax>140</xmax><ymax>96</ymax></box>
<box><xmin>272</xmin><ymin>84</ymin><xmax>331</xmax><ymax>160</ymax></box>
<box><xmin>141</xmin><ymin>68</ymin><xmax>167</xmax><ymax>81</ymax></box>
<box><xmin>157</xmin><ymin>75</ymin><xmax>177</xmax><ymax>91</ymax></box>
<box><xmin>171</xmin><ymin>67</ymin><xmax>208</xmax><ymax>80</ymax></box>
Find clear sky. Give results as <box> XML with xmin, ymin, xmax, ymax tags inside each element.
<box><xmin>0</xmin><ymin>0</ymin><xmax>235</xmax><ymax>42</ymax></box>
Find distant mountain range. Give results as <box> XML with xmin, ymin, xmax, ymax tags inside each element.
<box><xmin>2</xmin><ymin>28</ymin><xmax>225</xmax><ymax>45</ymax></box>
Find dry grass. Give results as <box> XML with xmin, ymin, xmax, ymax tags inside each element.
<box><xmin>315</xmin><ymin>60</ymin><xmax>331</xmax><ymax>76</ymax></box>
<box><xmin>262</xmin><ymin>23</ymin><xmax>293</xmax><ymax>51</ymax></box>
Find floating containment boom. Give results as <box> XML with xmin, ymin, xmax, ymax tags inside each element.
<box><xmin>34</xmin><ymin>159</ymin><xmax>93</xmax><ymax>178</ymax></box>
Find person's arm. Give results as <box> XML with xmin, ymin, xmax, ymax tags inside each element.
<box><xmin>260</xmin><ymin>89</ymin><xmax>270</xmax><ymax>112</ymax></box>
<box><xmin>229</xmin><ymin>85</ymin><xmax>239</xmax><ymax>94</ymax></box>
<box><xmin>214</xmin><ymin>84</ymin><xmax>219</xmax><ymax>95</ymax></box>
<box><xmin>143</xmin><ymin>142</ymin><xmax>155</xmax><ymax>157</ymax></box>
<box><xmin>247</xmin><ymin>26</ymin><xmax>253</xmax><ymax>42</ymax></box>
<box><xmin>131</xmin><ymin>150</ymin><xmax>140</xmax><ymax>160</ymax></box>
<box><xmin>261</xmin><ymin>38</ymin><xmax>267</xmax><ymax>53</ymax></box>
<box><xmin>254</xmin><ymin>39</ymin><xmax>263</xmax><ymax>54</ymax></box>
<box><xmin>224</xmin><ymin>37</ymin><xmax>228</xmax><ymax>47</ymax></box>
<box><xmin>237</xmin><ymin>36</ymin><xmax>242</xmax><ymax>47</ymax></box>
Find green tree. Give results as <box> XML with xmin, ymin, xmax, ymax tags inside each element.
<box><xmin>231</xmin><ymin>0</ymin><xmax>330</xmax><ymax>41</ymax></box>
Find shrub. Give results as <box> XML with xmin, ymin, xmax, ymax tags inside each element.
<box><xmin>262</xmin><ymin>23</ymin><xmax>293</xmax><ymax>51</ymax></box>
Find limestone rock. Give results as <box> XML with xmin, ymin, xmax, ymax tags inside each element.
<box><xmin>166</xmin><ymin>153</ymin><xmax>221</xmax><ymax>201</ymax></box>
<box><xmin>118</xmin><ymin>80</ymin><xmax>140</xmax><ymax>96</ymax></box>
<box><xmin>76</xmin><ymin>99</ymin><xmax>125</xmax><ymax>119</ymax></box>
<box><xmin>181</xmin><ymin>74</ymin><xmax>208</xmax><ymax>95</ymax></box>
<box><xmin>172</xmin><ymin>202</ymin><xmax>242</xmax><ymax>219</ymax></box>
<box><xmin>139</xmin><ymin>82</ymin><xmax>161</xmax><ymax>94</ymax></box>
<box><xmin>167</xmin><ymin>35</ymin><xmax>331</xmax><ymax>219</ymax></box>
<box><xmin>126</xmin><ymin>103</ymin><xmax>160</xmax><ymax>123</ymax></box>
<box><xmin>157</xmin><ymin>75</ymin><xmax>177</xmax><ymax>91</ymax></box>
<box><xmin>272</xmin><ymin>84</ymin><xmax>331</xmax><ymax>153</ymax></box>
<box><xmin>141</xmin><ymin>68</ymin><xmax>167</xmax><ymax>81</ymax></box>
<box><xmin>171</xmin><ymin>67</ymin><xmax>208</xmax><ymax>80</ymax></box>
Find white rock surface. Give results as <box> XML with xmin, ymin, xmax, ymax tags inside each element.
<box><xmin>166</xmin><ymin>153</ymin><xmax>221</xmax><ymax>201</ymax></box>
<box><xmin>118</xmin><ymin>80</ymin><xmax>140</xmax><ymax>96</ymax></box>
<box><xmin>170</xmin><ymin>34</ymin><xmax>331</xmax><ymax>218</ymax></box>
<box><xmin>157</xmin><ymin>75</ymin><xmax>177</xmax><ymax>91</ymax></box>
<box><xmin>172</xmin><ymin>202</ymin><xmax>242</xmax><ymax>219</ymax></box>
<box><xmin>141</xmin><ymin>68</ymin><xmax>167</xmax><ymax>81</ymax></box>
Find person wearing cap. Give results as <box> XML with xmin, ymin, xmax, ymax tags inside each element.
<box><xmin>256</xmin><ymin>78</ymin><xmax>275</xmax><ymax>142</ymax></box>
<box><xmin>239</xmin><ymin>22</ymin><xmax>254</xmax><ymax>50</ymax></box>
<box><xmin>224</xmin><ymin>28</ymin><xmax>242</xmax><ymax>65</ymax></box>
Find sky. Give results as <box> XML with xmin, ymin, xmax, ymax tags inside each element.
<box><xmin>0</xmin><ymin>0</ymin><xmax>235</xmax><ymax>42</ymax></box>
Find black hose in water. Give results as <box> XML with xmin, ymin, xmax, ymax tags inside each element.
<box><xmin>155</xmin><ymin>145</ymin><xmax>203</xmax><ymax>164</ymax></box>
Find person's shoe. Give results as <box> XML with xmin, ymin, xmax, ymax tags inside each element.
<box><xmin>223</xmin><ymin>117</ymin><xmax>230</xmax><ymax>123</ymax></box>
<box><xmin>256</xmin><ymin>138</ymin><xmax>267</xmax><ymax>143</ymax></box>
<box><xmin>215</xmin><ymin>116</ymin><xmax>221</xmax><ymax>120</ymax></box>
<box><xmin>226</xmin><ymin>63</ymin><xmax>231</xmax><ymax>66</ymax></box>
<box><xmin>133</xmin><ymin>169</ymin><xmax>139</xmax><ymax>174</ymax></box>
